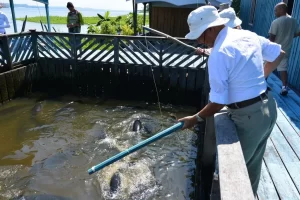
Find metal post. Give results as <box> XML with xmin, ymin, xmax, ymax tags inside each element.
<box><xmin>29</xmin><ymin>30</ymin><xmax>39</xmax><ymax>61</ymax></box>
<box><xmin>143</xmin><ymin>3</ymin><xmax>146</xmax><ymax>35</ymax></box>
<box><xmin>45</xmin><ymin>3</ymin><xmax>51</xmax><ymax>32</ymax></box>
<box><xmin>9</xmin><ymin>0</ymin><xmax>17</xmax><ymax>33</ymax></box>
<box><xmin>113</xmin><ymin>37</ymin><xmax>119</xmax><ymax>65</ymax></box>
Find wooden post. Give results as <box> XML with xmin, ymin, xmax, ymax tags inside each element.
<box><xmin>114</xmin><ymin>37</ymin><xmax>119</xmax><ymax>66</ymax></box>
<box><xmin>29</xmin><ymin>29</ymin><xmax>39</xmax><ymax>61</ymax></box>
<box><xmin>72</xmin><ymin>34</ymin><xmax>77</xmax><ymax>61</ymax></box>
<box><xmin>159</xmin><ymin>38</ymin><xmax>163</xmax><ymax>67</ymax></box>
<box><xmin>214</xmin><ymin>110</ymin><xmax>255</xmax><ymax>200</ymax></box>
<box><xmin>133</xmin><ymin>0</ymin><xmax>138</xmax><ymax>35</ymax></box>
<box><xmin>1</xmin><ymin>35</ymin><xmax>13</xmax><ymax>71</ymax></box>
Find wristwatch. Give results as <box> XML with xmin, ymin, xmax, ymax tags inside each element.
<box><xmin>195</xmin><ymin>113</ymin><xmax>204</xmax><ymax>122</ymax></box>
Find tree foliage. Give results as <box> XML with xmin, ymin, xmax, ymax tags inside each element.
<box><xmin>231</xmin><ymin>0</ymin><xmax>241</xmax><ymax>17</ymax></box>
<box><xmin>87</xmin><ymin>11</ymin><xmax>148</xmax><ymax>35</ymax></box>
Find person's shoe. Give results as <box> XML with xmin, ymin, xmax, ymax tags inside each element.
<box><xmin>280</xmin><ymin>86</ymin><xmax>288</xmax><ymax>96</ymax></box>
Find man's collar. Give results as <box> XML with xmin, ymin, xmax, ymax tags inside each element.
<box><xmin>213</xmin><ymin>26</ymin><xmax>229</xmax><ymax>47</ymax></box>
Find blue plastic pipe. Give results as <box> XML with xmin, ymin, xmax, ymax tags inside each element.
<box><xmin>88</xmin><ymin>122</ymin><xmax>184</xmax><ymax>175</ymax></box>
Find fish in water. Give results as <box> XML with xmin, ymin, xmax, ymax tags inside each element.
<box><xmin>31</xmin><ymin>102</ymin><xmax>43</xmax><ymax>117</ymax></box>
<box><xmin>86</xmin><ymin>122</ymin><xmax>107</xmax><ymax>140</ymax></box>
<box><xmin>110</xmin><ymin>172</ymin><xmax>121</xmax><ymax>193</ymax></box>
<box><xmin>55</xmin><ymin>101</ymin><xmax>76</xmax><ymax>116</ymax></box>
<box><xmin>132</xmin><ymin>119</ymin><xmax>142</xmax><ymax>132</ymax></box>
<box><xmin>97</xmin><ymin>160</ymin><xmax>157</xmax><ymax>199</ymax></box>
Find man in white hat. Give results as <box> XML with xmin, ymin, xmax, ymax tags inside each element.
<box><xmin>219</xmin><ymin>7</ymin><xmax>242</xmax><ymax>29</ymax></box>
<box><xmin>178</xmin><ymin>5</ymin><xmax>285</xmax><ymax>195</ymax></box>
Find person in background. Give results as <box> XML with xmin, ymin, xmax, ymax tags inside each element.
<box><xmin>219</xmin><ymin>7</ymin><xmax>242</xmax><ymax>29</ymax></box>
<box><xmin>67</xmin><ymin>2</ymin><xmax>84</xmax><ymax>33</ymax></box>
<box><xmin>269</xmin><ymin>2</ymin><xmax>300</xmax><ymax>95</ymax></box>
<box><xmin>0</xmin><ymin>4</ymin><xmax>10</xmax><ymax>34</ymax></box>
<box><xmin>179</xmin><ymin>5</ymin><xmax>285</xmax><ymax>195</ymax></box>
<box><xmin>66</xmin><ymin>2</ymin><xmax>84</xmax><ymax>56</ymax></box>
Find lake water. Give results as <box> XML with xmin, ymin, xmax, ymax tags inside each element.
<box><xmin>0</xmin><ymin>96</ymin><xmax>198</xmax><ymax>200</ymax></box>
<box><xmin>1</xmin><ymin>7</ymin><xmax>132</xmax><ymax>34</ymax></box>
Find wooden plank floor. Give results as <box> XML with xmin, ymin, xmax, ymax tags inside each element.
<box><xmin>257</xmin><ymin>73</ymin><xmax>300</xmax><ymax>200</ymax></box>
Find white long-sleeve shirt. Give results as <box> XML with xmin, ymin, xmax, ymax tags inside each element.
<box><xmin>208</xmin><ymin>27</ymin><xmax>281</xmax><ymax>105</ymax></box>
<box><xmin>0</xmin><ymin>11</ymin><xmax>10</xmax><ymax>34</ymax></box>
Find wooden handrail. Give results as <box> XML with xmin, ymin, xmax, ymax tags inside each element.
<box><xmin>213</xmin><ymin>110</ymin><xmax>255</xmax><ymax>200</ymax></box>
<box><xmin>0</xmin><ymin>32</ymin><xmax>208</xmax><ymax>72</ymax></box>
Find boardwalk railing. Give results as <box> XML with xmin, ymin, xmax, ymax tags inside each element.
<box><xmin>210</xmin><ymin>110</ymin><xmax>255</xmax><ymax>200</ymax></box>
<box><xmin>0</xmin><ymin>31</ymin><xmax>209</xmax><ymax>107</ymax></box>
<box><xmin>0</xmin><ymin>31</ymin><xmax>207</xmax><ymax>72</ymax></box>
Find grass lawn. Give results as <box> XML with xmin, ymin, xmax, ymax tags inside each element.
<box><xmin>16</xmin><ymin>15</ymin><xmax>149</xmax><ymax>25</ymax></box>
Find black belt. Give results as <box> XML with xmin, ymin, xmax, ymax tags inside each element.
<box><xmin>227</xmin><ymin>91</ymin><xmax>268</xmax><ymax>109</ymax></box>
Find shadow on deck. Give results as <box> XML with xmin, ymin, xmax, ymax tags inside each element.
<box><xmin>258</xmin><ymin>74</ymin><xmax>300</xmax><ymax>199</ymax></box>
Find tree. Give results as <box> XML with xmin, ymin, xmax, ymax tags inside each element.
<box><xmin>96</xmin><ymin>11</ymin><xmax>111</xmax><ymax>26</ymax></box>
<box><xmin>231</xmin><ymin>0</ymin><xmax>241</xmax><ymax>17</ymax></box>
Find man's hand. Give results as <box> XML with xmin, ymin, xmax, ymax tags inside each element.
<box><xmin>195</xmin><ymin>47</ymin><xmax>205</xmax><ymax>55</ymax></box>
<box><xmin>178</xmin><ymin>115</ymin><xmax>198</xmax><ymax>130</ymax></box>
<box><xmin>269</xmin><ymin>34</ymin><xmax>276</xmax><ymax>42</ymax></box>
<box><xmin>195</xmin><ymin>47</ymin><xmax>210</xmax><ymax>56</ymax></box>
<box><xmin>67</xmin><ymin>24</ymin><xmax>76</xmax><ymax>28</ymax></box>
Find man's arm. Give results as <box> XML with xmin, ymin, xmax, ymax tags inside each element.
<box><xmin>269</xmin><ymin>33</ymin><xmax>276</xmax><ymax>42</ymax></box>
<box><xmin>258</xmin><ymin>35</ymin><xmax>285</xmax><ymax>77</ymax></box>
<box><xmin>269</xmin><ymin>20</ymin><xmax>277</xmax><ymax>42</ymax></box>
<box><xmin>79</xmin><ymin>12</ymin><xmax>84</xmax><ymax>25</ymax></box>
<box><xmin>67</xmin><ymin>15</ymin><xmax>70</xmax><ymax>27</ymax></box>
<box><xmin>264</xmin><ymin>50</ymin><xmax>286</xmax><ymax>77</ymax></box>
<box><xmin>179</xmin><ymin>52</ymin><xmax>231</xmax><ymax>129</ymax></box>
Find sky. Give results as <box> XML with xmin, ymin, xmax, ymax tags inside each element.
<box><xmin>2</xmin><ymin>0</ymin><xmax>134</xmax><ymax>10</ymax></box>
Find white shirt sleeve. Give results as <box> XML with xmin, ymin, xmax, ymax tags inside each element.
<box><xmin>208</xmin><ymin>51</ymin><xmax>233</xmax><ymax>105</ymax></box>
<box><xmin>258</xmin><ymin>36</ymin><xmax>281</xmax><ymax>62</ymax></box>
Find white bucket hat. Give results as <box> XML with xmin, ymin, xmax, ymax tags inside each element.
<box><xmin>185</xmin><ymin>6</ymin><xmax>230</xmax><ymax>40</ymax></box>
<box><xmin>219</xmin><ymin>8</ymin><xmax>242</xmax><ymax>28</ymax></box>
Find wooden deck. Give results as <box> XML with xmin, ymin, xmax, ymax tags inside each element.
<box><xmin>258</xmin><ymin>73</ymin><xmax>300</xmax><ymax>200</ymax></box>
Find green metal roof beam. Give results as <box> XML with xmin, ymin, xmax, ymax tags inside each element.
<box><xmin>9</xmin><ymin>0</ymin><xmax>17</xmax><ymax>32</ymax></box>
<box><xmin>32</xmin><ymin>0</ymin><xmax>51</xmax><ymax>32</ymax></box>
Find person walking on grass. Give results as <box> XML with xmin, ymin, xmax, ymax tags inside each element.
<box><xmin>269</xmin><ymin>2</ymin><xmax>300</xmax><ymax>95</ymax></box>
<box><xmin>179</xmin><ymin>5</ymin><xmax>285</xmax><ymax>195</ymax></box>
